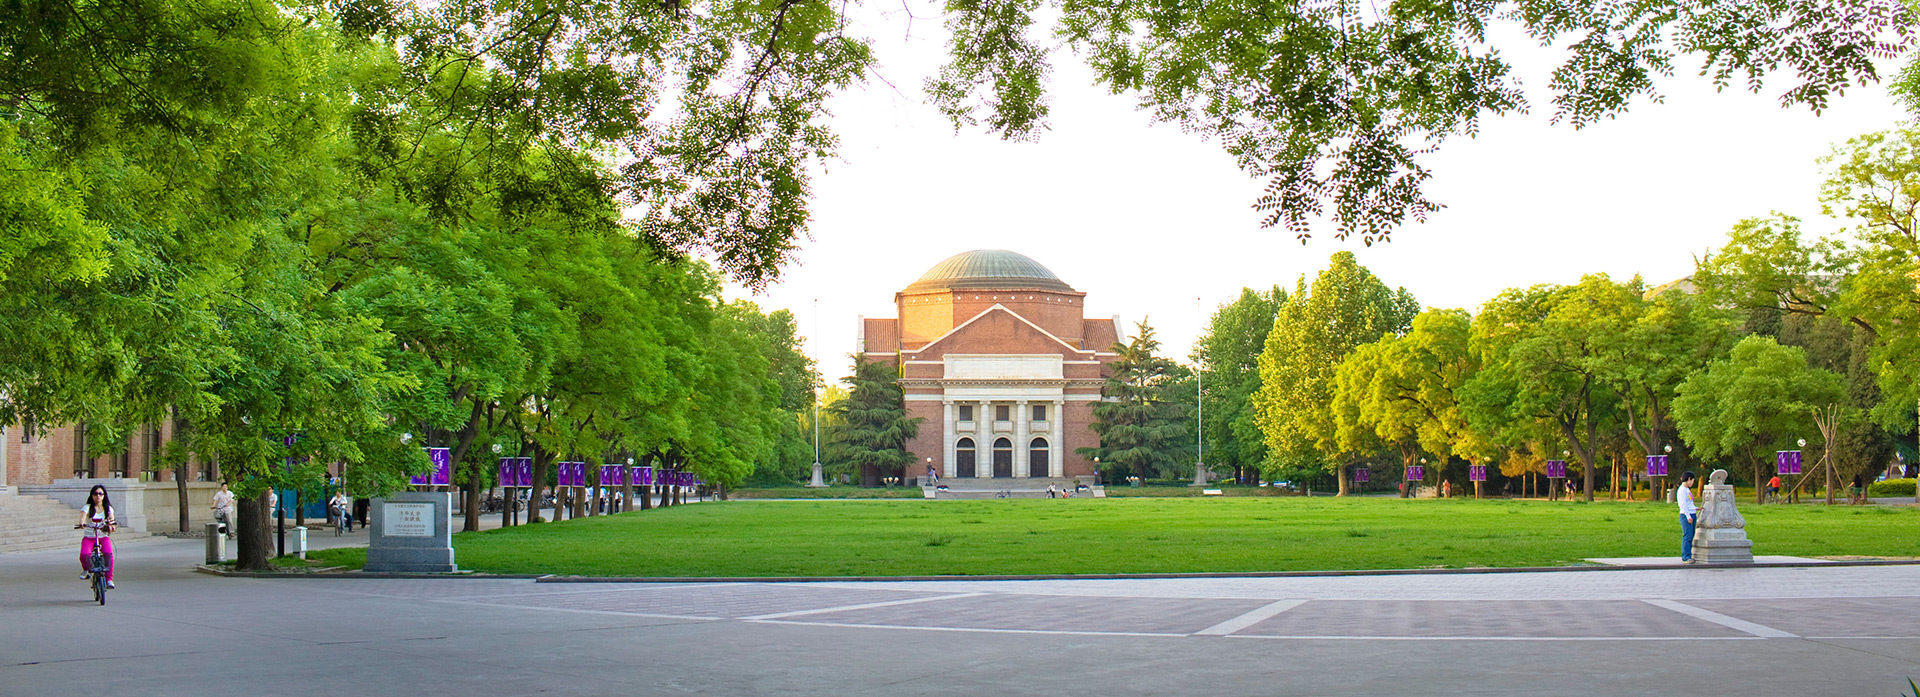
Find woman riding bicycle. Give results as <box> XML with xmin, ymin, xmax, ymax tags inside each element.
<box><xmin>77</xmin><ymin>484</ymin><xmax>116</xmax><ymax>589</ymax></box>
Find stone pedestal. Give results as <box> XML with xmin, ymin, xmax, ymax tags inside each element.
<box><xmin>365</xmin><ymin>491</ymin><xmax>457</xmax><ymax>573</ymax></box>
<box><xmin>1693</xmin><ymin>473</ymin><xmax>1754</xmax><ymax>564</ymax></box>
<box><xmin>1692</xmin><ymin>528</ymin><xmax>1754</xmax><ymax>564</ymax></box>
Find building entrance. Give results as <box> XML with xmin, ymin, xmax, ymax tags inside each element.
<box><xmin>992</xmin><ymin>438</ymin><xmax>1013</xmax><ymax>478</ymax></box>
<box><xmin>956</xmin><ymin>438</ymin><xmax>976</xmax><ymax>478</ymax></box>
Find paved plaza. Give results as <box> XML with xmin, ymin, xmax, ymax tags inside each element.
<box><xmin>4</xmin><ymin>534</ymin><xmax>1920</xmax><ymax>695</ymax></box>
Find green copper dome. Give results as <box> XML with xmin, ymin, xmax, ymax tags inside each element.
<box><xmin>904</xmin><ymin>250</ymin><xmax>1075</xmax><ymax>293</ymax></box>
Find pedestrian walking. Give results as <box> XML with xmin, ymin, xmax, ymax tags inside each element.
<box><xmin>1678</xmin><ymin>471</ymin><xmax>1698</xmax><ymax>563</ymax></box>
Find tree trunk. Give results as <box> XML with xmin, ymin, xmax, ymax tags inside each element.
<box><xmin>175</xmin><ymin>461</ymin><xmax>190</xmax><ymax>533</ymax></box>
<box><xmin>1335</xmin><ymin>466</ymin><xmax>1350</xmax><ymax>497</ymax></box>
<box><xmin>236</xmin><ymin>492</ymin><xmax>270</xmax><ymax>571</ymax></box>
<box><xmin>1755</xmin><ymin>462</ymin><xmax>1765</xmax><ymax>505</ymax></box>
<box><xmin>530</xmin><ymin>455</ymin><xmax>551</xmax><ymax>523</ymax></box>
<box><xmin>465</xmin><ymin>460</ymin><xmax>483</xmax><ymax>532</ymax></box>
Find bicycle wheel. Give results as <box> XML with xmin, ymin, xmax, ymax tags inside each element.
<box><xmin>92</xmin><ymin>572</ymin><xmax>105</xmax><ymax>605</ymax></box>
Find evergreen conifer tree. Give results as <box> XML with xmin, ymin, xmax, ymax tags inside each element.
<box><xmin>828</xmin><ymin>355</ymin><xmax>923</xmax><ymax>486</ymax></box>
<box><xmin>1079</xmin><ymin>322</ymin><xmax>1192</xmax><ymax>484</ymax></box>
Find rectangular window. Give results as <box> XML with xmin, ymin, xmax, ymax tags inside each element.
<box><xmin>958</xmin><ymin>405</ymin><xmax>973</xmax><ymax>421</ymax></box>
<box><xmin>1032</xmin><ymin>405</ymin><xmax>1047</xmax><ymax>422</ymax></box>
<box><xmin>72</xmin><ymin>423</ymin><xmax>90</xmax><ymax>478</ymax></box>
<box><xmin>996</xmin><ymin>405</ymin><xmax>1010</xmax><ymax>422</ymax></box>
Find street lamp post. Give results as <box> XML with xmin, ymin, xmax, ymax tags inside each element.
<box><xmin>1192</xmin><ymin>296</ymin><xmax>1207</xmax><ymax>487</ymax></box>
<box><xmin>808</xmin><ymin>298</ymin><xmax>827</xmax><ymax>488</ymax></box>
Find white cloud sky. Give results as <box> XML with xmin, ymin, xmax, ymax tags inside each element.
<box><xmin>722</xmin><ymin>9</ymin><xmax>1909</xmax><ymax>380</ymax></box>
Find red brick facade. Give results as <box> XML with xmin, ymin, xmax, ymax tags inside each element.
<box><xmin>858</xmin><ymin>251</ymin><xmax>1118</xmax><ymax>483</ymax></box>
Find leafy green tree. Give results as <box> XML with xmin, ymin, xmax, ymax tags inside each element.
<box><xmin>829</xmin><ymin>355</ymin><xmax>922</xmax><ymax>486</ymax></box>
<box><xmin>1079</xmin><ymin>322</ymin><xmax>1194</xmax><ymax>483</ymax></box>
<box><xmin>1333</xmin><ymin>309</ymin><xmax>1480</xmax><ymax>496</ymax></box>
<box><xmin>1254</xmin><ymin>252</ymin><xmax>1418</xmax><ymax>494</ymax></box>
<box><xmin>1461</xmin><ymin>275</ymin><xmax>1643</xmax><ymax>501</ymax></box>
<box><xmin>932</xmin><ymin>0</ymin><xmax>1908</xmax><ymax>243</ymax></box>
<box><xmin>1673</xmin><ymin>335</ymin><xmax>1849</xmax><ymax>502</ymax></box>
<box><xmin>1592</xmin><ymin>290</ymin><xmax>1734</xmax><ymax>500</ymax></box>
<box><xmin>1193</xmin><ymin>286</ymin><xmax>1286</xmax><ymax>484</ymax></box>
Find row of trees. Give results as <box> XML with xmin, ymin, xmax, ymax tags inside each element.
<box><xmin>1</xmin><ymin>0</ymin><xmax>845</xmax><ymax>567</ymax></box>
<box><xmin>1192</xmin><ymin>125</ymin><xmax>1920</xmax><ymax>502</ymax></box>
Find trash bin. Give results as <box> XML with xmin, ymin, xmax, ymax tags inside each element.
<box><xmin>205</xmin><ymin>523</ymin><xmax>227</xmax><ymax>564</ymax></box>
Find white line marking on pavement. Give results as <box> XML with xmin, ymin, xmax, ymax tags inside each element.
<box><xmin>1226</xmin><ymin>635</ymin><xmax>1767</xmax><ymax>641</ymax></box>
<box><xmin>432</xmin><ymin>598</ymin><xmax>722</xmax><ymax>621</ymax></box>
<box><xmin>1641</xmin><ymin>599</ymin><xmax>1798</xmax><ymax>638</ymax></box>
<box><xmin>742</xmin><ymin>593</ymin><xmax>985</xmax><ymax>620</ymax></box>
<box><xmin>751</xmin><ymin>619</ymin><xmax>1186</xmax><ymax>638</ymax></box>
<box><xmin>1192</xmin><ymin>599</ymin><xmax>1307</xmax><ymax>636</ymax></box>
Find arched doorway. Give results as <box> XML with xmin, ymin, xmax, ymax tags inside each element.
<box><xmin>992</xmin><ymin>438</ymin><xmax>1013</xmax><ymax>478</ymax></box>
<box><xmin>1029</xmin><ymin>437</ymin><xmax>1050</xmax><ymax>478</ymax></box>
<box><xmin>955</xmin><ymin>438</ymin><xmax>976</xmax><ymax>478</ymax></box>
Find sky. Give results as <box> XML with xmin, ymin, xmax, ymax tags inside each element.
<box><xmin>718</xmin><ymin>10</ymin><xmax>1912</xmax><ymax>379</ymax></box>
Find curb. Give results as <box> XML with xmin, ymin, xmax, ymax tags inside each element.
<box><xmin>530</xmin><ymin>558</ymin><xmax>1920</xmax><ymax>584</ymax></box>
<box><xmin>193</xmin><ymin>565</ymin><xmax>547</xmax><ymax>580</ymax></box>
<box><xmin>192</xmin><ymin>559</ymin><xmax>1920</xmax><ymax>583</ymax></box>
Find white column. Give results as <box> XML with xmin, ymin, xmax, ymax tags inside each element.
<box><xmin>981</xmin><ymin>400</ymin><xmax>994</xmax><ymax>477</ymax></box>
<box><xmin>1052</xmin><ymin>399</ymin><xmax>1065</xmax><ymax>480</ymax></box>
<box><xmin>943</xmin><ymin>399</ymin><xmax>956</xmax><ymax>478</ymax></box>
<box><xmin>1</xmin><ymin>424</ymin><xmax>9</xmax><ymax>490</ymax></box>
<box><xmin>1014</xmin><ymin>399</ymin><xmax>1030</xmax><ymax>477</ymax></box>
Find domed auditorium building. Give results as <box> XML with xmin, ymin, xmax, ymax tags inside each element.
<box><xmin>858</xmin><ymin>250</ymin><xmax>1123</xmax><ymax>485</ymax></box>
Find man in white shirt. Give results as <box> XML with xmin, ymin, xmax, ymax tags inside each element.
<box><xmin>211</xmin><ymin>483</ymin><xmax>236</xmax><ymax>539</ymax></box>
<box><xmin>1677</xmin><ymin>471</ymin><xmax>1698</xmax><ymax>563</ymax></box>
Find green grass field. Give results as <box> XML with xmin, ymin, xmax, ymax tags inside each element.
<box><xmin>309</xmin><ymin>497</ymin><xmax>1920</xmax><ymax>577</ymax></box>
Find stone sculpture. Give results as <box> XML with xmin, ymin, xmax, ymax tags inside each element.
<box><xmin>1692</xmin><ymin>469</ymin><xmax>1753</xmax><ymax>564</ymax></box>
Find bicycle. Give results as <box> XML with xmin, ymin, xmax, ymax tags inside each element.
<box><xmin>75</xmin><ymin>524</ymin><xmax>110</xmax><ymax>605</ymax></box>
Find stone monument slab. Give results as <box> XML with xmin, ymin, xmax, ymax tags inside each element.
<box><xmin>1693</xmin><ymin>469</ymin><xmax>1753</xmax><ymax>565</ymax></box>
<box><xmin>365</xmin><ymin>490</ymin><xmax>457</xmax><ymax>573</ymax></box>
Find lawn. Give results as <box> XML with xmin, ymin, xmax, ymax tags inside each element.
<box><xmin>309</xmin><ymin>497</ymin><xmax>1920</xmax><ymax>577</ymax></box>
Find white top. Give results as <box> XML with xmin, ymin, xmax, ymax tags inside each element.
<box><xmin>1677</xmin><ymin>485</ymin><xmax>1696</xmax><ymax>516</ymax></box>
<box><xmin>80</xmin><ymin>505</ymin><xmax>114</xmax><ymax>539</ymax></box>
<box><xmin>213</xmin><ymin>489</ymin><xmax>235</xmax><ymax>514</ymax></box>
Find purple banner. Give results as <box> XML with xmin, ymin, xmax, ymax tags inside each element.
<box><xmin>515</xmin><ymin>458</ymin><xmax>532</xmax><ymax>487</ymax></box>
<box><xmin>628</xmin><ymin>466</ymin><xmax>643</xmax><ymax>487</ymax></box>
<box><xmin>1405</xmin><ymin>465</ymin><xmax>1424</xmax><ymax>481</ymax></box>
<box><xmin>498</xmin><ymin>457</ymin><xmax>515</xmax><ymax>487</ymax></box>
<box><xmin>1776</xmin><ymin>450</ymin><xmax>1802</xmax><ymax>475</ymax></box>
<box><xmin>1546</xmin><ymin>460</ymin><xmax>1567</xmax><ymax>479</ymax></box>
<box><xmin>1469</xmin><ymin>465</ymin><xmax>1487</xmax><ymax>482</ymax></box>
<box><xmin>430</xmin><ymin>447</ymin><xmax>452</xmax><ymax>486</ymax></box>
<box><xmin>638</xmin><ymin>466</ymin><xmax>654</xmax><ymax>486</ymax></box>
<box><xmin>1353</xmin><ymin>467</ymin><xmax>1370</xmax><ymax>483</ymax></box>
<box><xmin>1645</xmin><ymin>455</ymin><xmax>1668</xmax><ymax>477</ymax></box>
<box><xmin>599</xmin><ymin>465</ymin><xmax>619</xmax><ymax>487</ymax></box>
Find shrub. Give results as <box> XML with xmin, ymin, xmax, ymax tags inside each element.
<box><xmin>1868</xmin><ymin>478</ymin><xmax>1915</xmax><ymax>498</ymax></box>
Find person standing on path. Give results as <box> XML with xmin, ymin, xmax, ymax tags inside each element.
<box><xmin>1677</xmin><ymin>471</ymin><xmax>1698</xmax><ymax>563</ymax></box>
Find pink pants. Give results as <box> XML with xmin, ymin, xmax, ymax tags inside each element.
<box><xmin>80</xmin><ymin>537</ymin><xmax>113</xmax><ymax>581</ymax></box>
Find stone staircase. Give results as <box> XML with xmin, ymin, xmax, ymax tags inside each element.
<box><xmin>0</xmin><ymin>489</ymin><xmax>145</xmax><ymax>553</ymax></box>
<box><xmin>923</xmin><ymin>476</ymin><xmax>1104</xmax><ymax>499</ymax></box>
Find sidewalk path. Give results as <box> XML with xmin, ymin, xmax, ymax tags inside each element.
<box><xmin>3</xmin><ymin>531</ymin><xmax>1918</xmax><ymax>696</ymax></box>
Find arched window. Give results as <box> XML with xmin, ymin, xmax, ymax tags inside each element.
<box><xmin>1029</xmin><ymin>437</ymin><xmax>1050</xmax><ymax>478</ymax></box>
<box><xmin>992</xmin><ymin>438</ymin><xmax>1013</xmax><ymax>478</ymax></box>
<box><xmin>955</xmin><ymin>438</ymin><xmax>976</xmax><ymax>478</ymax></box>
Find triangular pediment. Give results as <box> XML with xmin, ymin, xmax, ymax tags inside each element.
<box><xmin>906</xmin><ymin>304</ymin><xmax>1090</xmax><ymax>358</ymax></box>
